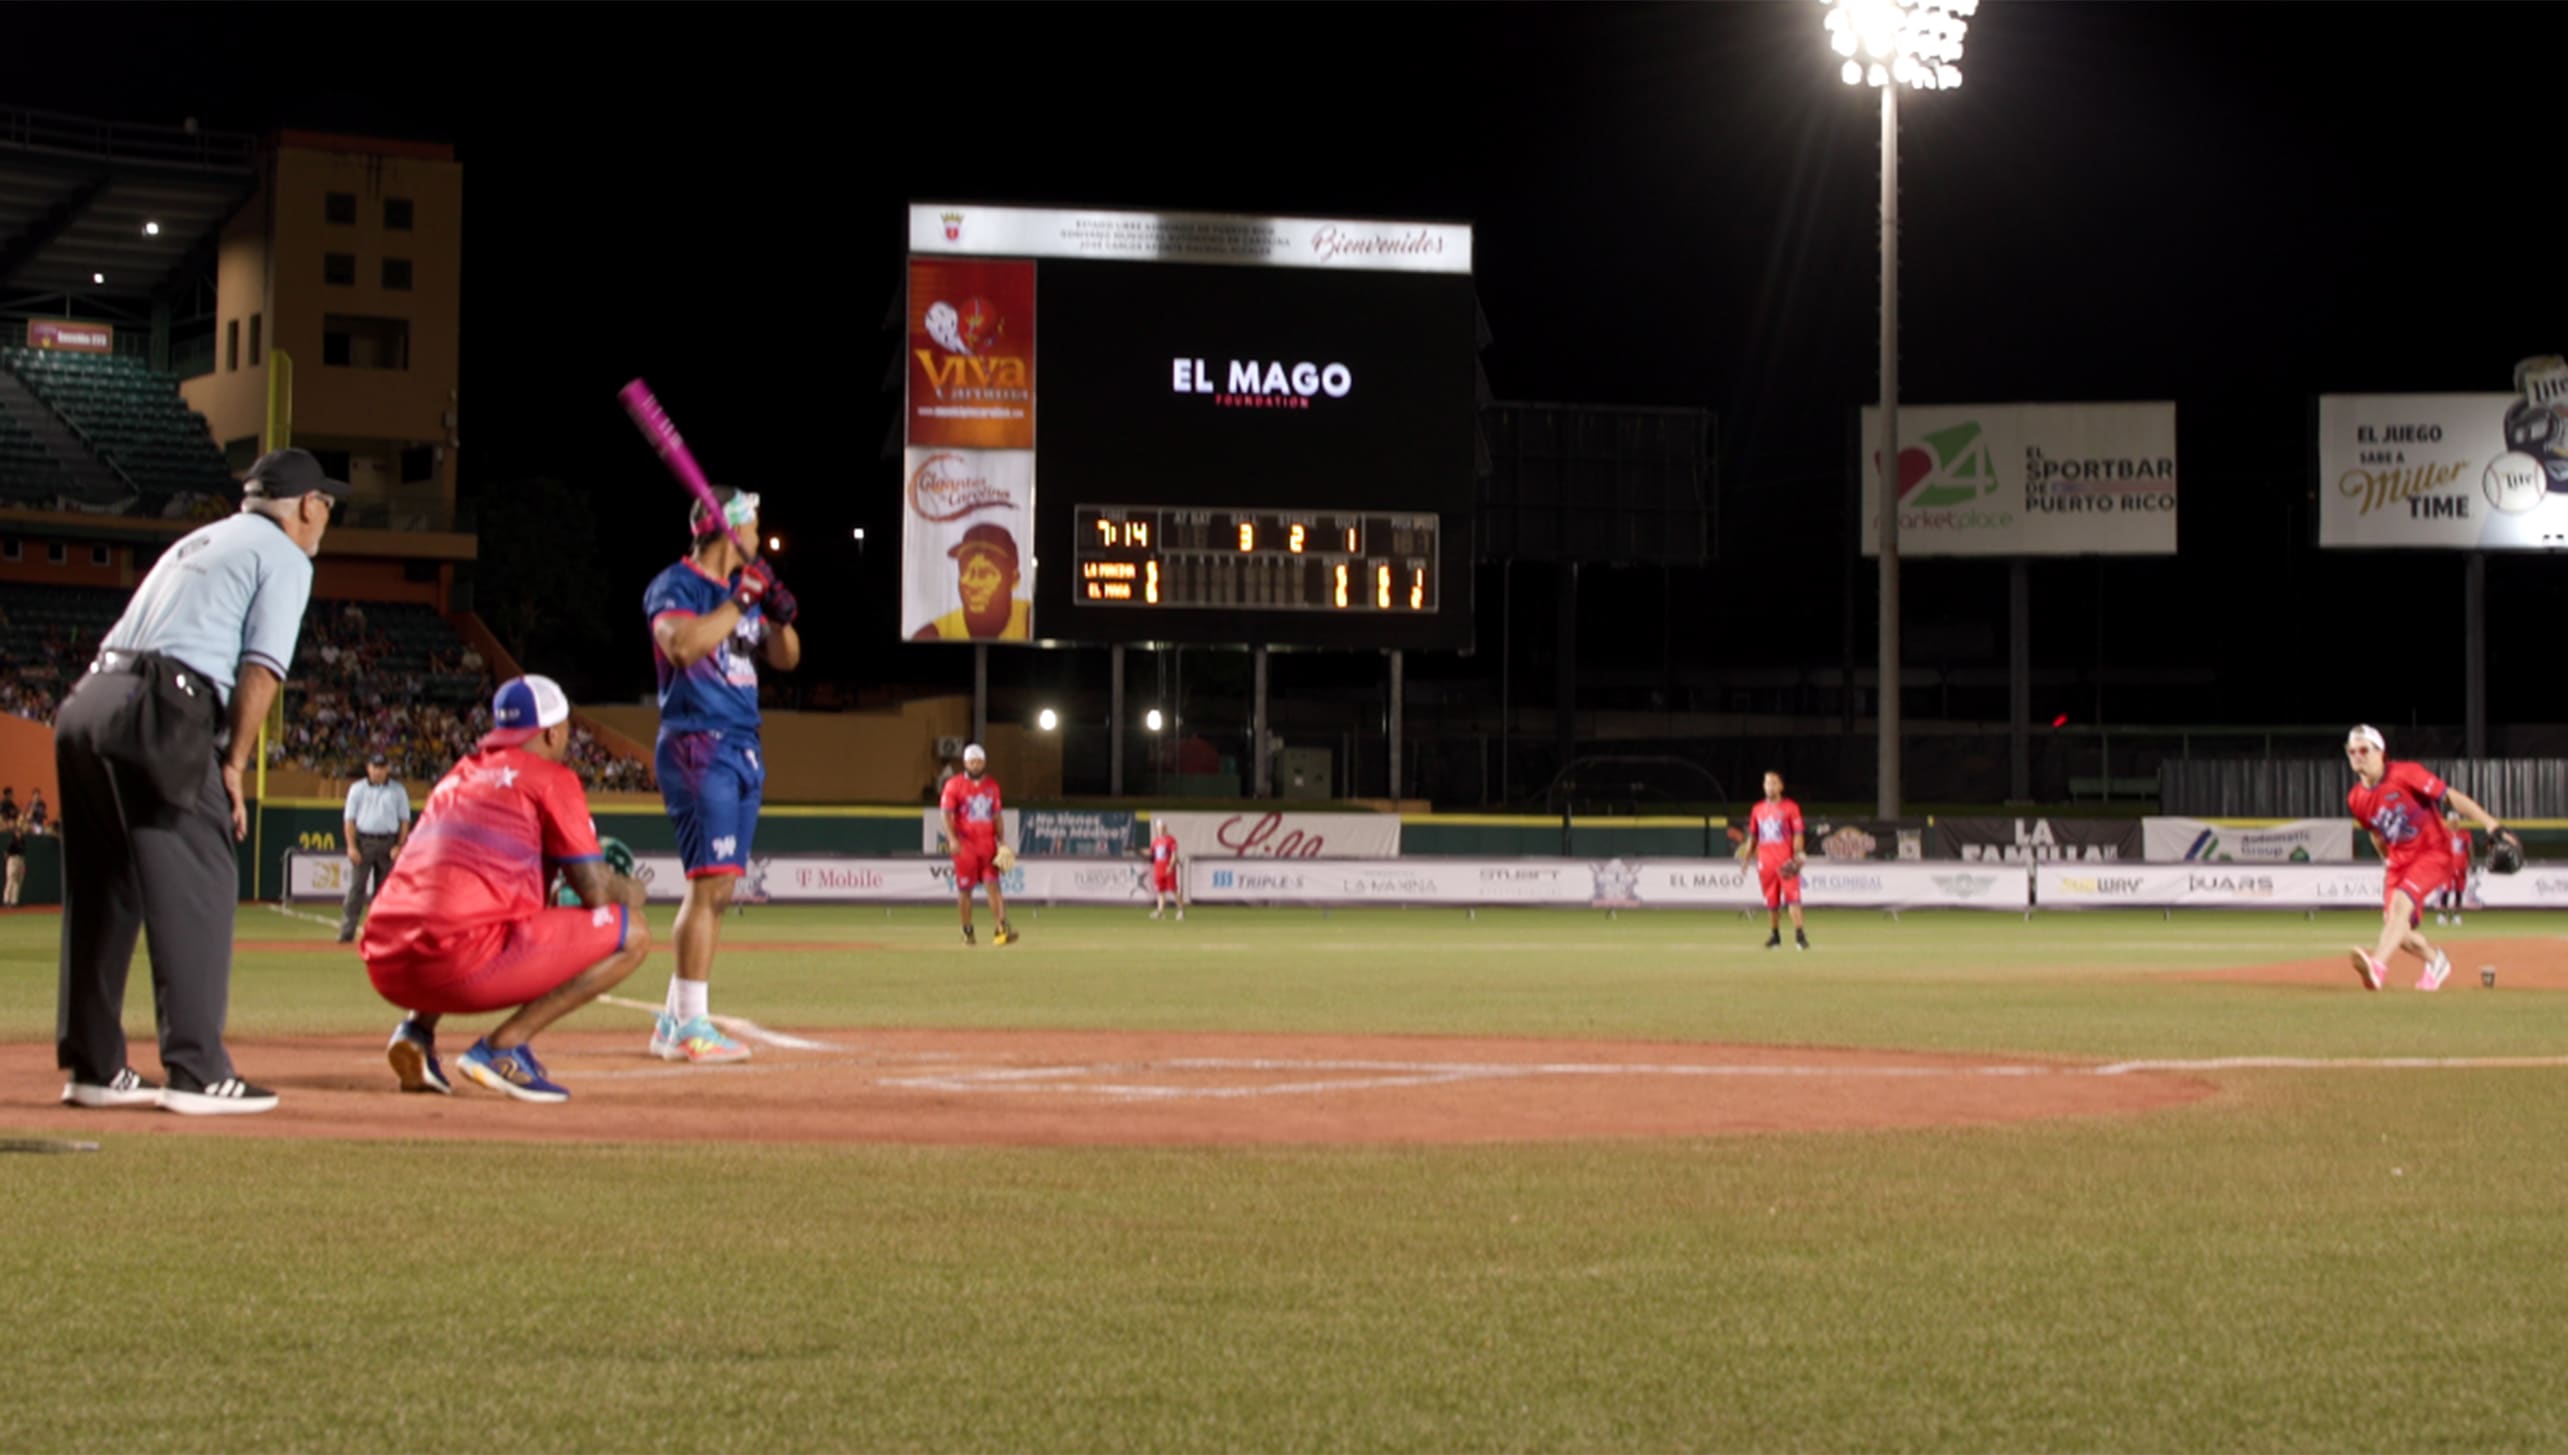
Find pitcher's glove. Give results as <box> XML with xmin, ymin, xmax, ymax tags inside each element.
<box><xmin>993</xmin><ymin>844</ymin><xmax>1018</xmax><ymax>873</ymax></box>
<box><xmin>2487</xmin><ymin>829</ymin><xmax>2526</xmax><ymax>876</ymax></box>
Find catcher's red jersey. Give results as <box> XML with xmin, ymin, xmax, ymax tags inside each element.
<box><xmin>1749</xmin><ymin>798</ymin><xmax>1803</xmax><ymax>866</ymax></box>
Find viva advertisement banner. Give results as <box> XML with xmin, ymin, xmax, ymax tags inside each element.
<box><xmin>2142</xmin><ymin>817</ymin><xmax>2356</xmax><ymax>863</ymax></box>
<box><xmin>1151</xmin><ymin>811</ymin><xmax>1402</xmax><ymax>861</ymax></box>
<box><xmin>2318</xmin><ymin>359</ymin><xmax>2568</xmax><ymax>550</ymax></box>
<box><xmin>1859</xmin><ymin>402</ymin><xmax>2177</xmax><ymax>557</ymax></box>
<box><xmin>903</xmin><ymin>257</ymin><xmax>1037</xmax><ymax>643</ymax></box>
<box><xmin>1934</xmin><ymin>817</ymin><xmax>2144</xmax><ymax>863</ymax></box>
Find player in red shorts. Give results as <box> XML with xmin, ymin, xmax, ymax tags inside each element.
<box><xmin>1746</xmin><ymin>771</ymin><xmax>1809</xmax><ymax>951</ymax></box>
<box><xmin>1147</xmin><ymin>821</ymin><xmax>1183</xmax><ymax>921</ymax></box>
<box><xmin>2437</xmin><ymin>819</ymin><xmax>2474</xmax><ymax>926</ymax></box>
<box><xmin>941</xmin><ymin>743</ymin><xmax>1016</xmax><ymax>946</ymax></box>
<box><xmin>2343</xmin><ymin>725</ymin><xmax>2509</xmax><ymax>992</ymax></box>
<box><xmin>359</xmin><ymin>676</ymin><xmax>651</xmax><ymax>1101</ymax></box>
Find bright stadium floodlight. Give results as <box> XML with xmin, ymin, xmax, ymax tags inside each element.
<box><xmin>1037</xmin><ymin>708</ymin><xmax>1060</xmax><ymax>732</ymax></box>
<box><xmin>1144</xmin><ymin>708</ymin><xmax>1165</xmax><ymax>733</ymax></box>
<box><xmin>851</xmin><ymin>527</ymin><xmax>866</xmax><ymax>542</ymax></box>
<box><xmin>91</xmin><ymin>272</ymin><xmax>103</xmax><ymax>284</ymax></box>
<box><xmin>143</xmin><ymin>221</ymin><xmax>160</xmax><ymax>236</ymax></box>
<box><xmin>766</xmin><ymin>535</ymin><xmax>782</xmax><ymax>552</ymax></box>
<box><xmin>1820</xmin><ymin>0</ymin><xmax>1975</xmax><ymax>820</ymax></box>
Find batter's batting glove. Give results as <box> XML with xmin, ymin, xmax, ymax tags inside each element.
<box><xmin>600</xmin><ymin>836</ymin><xmax>636</xmax><ymax>878</ymax></box>
<box><xmin>731</xmin><ymin>566</ymin><xmax>770</xmax><ymax>614</ymax></box>
<box><xmin>762</xmin><ymin>576</ymin><xmax>799</xmax><ymax>628</ymax></box>
<box><xmin>2488</xmin><ymin>828</ymin><xmax>2526</xmax><ymax>875</ymax></box>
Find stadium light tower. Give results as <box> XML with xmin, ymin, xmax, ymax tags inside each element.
<box><xmin>1823</xmin><ymin>0</ymin><xmax>1972</xmax><ymax>819</ymax></box>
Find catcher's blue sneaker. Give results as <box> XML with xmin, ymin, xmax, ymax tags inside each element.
<box><xmin>387</xmin><ymin>1017</ymin><xmax>451</xmax><ymax>1095</ymax></box>
<box><xmin>457</xmin><ymin>1040</ymin><xmax>569</xmax><ymax>1103</ymax></box>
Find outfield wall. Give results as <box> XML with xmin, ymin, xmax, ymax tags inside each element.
<box><xmin>278</xmin><ymin>851</ymin><xmax>2568</xmax><ymax>911</ymax></box>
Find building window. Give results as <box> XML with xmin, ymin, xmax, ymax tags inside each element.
<box><xmin>382</xmin><ymin>257</ymin><xmax>413</xmax><ymax>291</ymax></box>
<box><xmin>248</xmin><ymin>314</ymin><xmax>262</xmax><ymax>366</ymax></box>
<box><xmin>326</xmin><ymin>192</ymin><xmax>356</xmax><ymax>225</ymax></box>
<box><xmin>312</xmin><ymin>449</ymin><xmax>353</xmax><ymax>484</ymax></box>
<box><xmin>46</xmin><ymin>542</ymin><xmax>66</xmax><ymax>565</ymax></box>
<box><xmin>323</xmin><ymin>315</ymin><xmax>410</xmax><ymax>371</ymax></box>
<box><xmin>385</xmin><ymin>197</ymin><xmax>413</xmax><ymax>231</ymax></box>
<box><xmin>226</xmin><ymin>320</ymin><xmax>239</xmax><ymax>371</ymax></box>
<box><xmin>90</xmin><ymin>546</ymin><xmax>110</xmax><ymax>567</ymax></box>
<box><xmin>1</xmin><ymin>538</ymin><xmax>18</xmax><ymax>562</ymax></box>
<box><xmin>324</xmin><ymin>252</ymin><xmax>356</xmax><ymax>286</ymax></box>
<box><xmin>400</xmin><ymin>444</ymin><xmax>437</xmax><ymax>483</ymax></box>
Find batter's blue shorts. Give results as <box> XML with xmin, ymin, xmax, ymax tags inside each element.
<box><xmin>657</xmin><ymin>729</ymin><xmax>765</xmax><ymax>878</ymax></box>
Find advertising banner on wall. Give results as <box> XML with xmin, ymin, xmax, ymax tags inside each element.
<box><xmin>2035</xmin><ymin>862</ymin><xmax>2387</xmax><ymax>909</ymax></box>
<box><xmin>1934</xmin><ymin>817</ymin><xmax>2144</xmax><ymax>862</ymax></box>
<box><xmin>2142</xmin><ymin>817</ymin><xmax>2357</xmax><ymax>863</ymax></box>
<box><xmin>900</xmin><ymin>447</ymin><xmax>1035</xmax><ymax>643</ymax></box>
<box><xmin>27</xmin><ymin>319</ymin><xmax>113</xmax><ymax>352</ymax></box>
<box><xmin>910</xmin><ymin>203</ymin><xmax>1474</xmax><ymax>276</ymax></box>
<box><xmin>1858</xmin><ymin>402</ymin><xmax>2178</xmax><ymax>557</ymax></box>
<box><xmin>1016</xmin><ymin>809</ymin><xmax>1137</xmax><ymax>857</ymax></box>
<box><xmin>1802</xmin><ymin>816</ymin><xmax>1937</xmax><ymax>861</ymax></box>
<box><xmin>2318</xmin><ymin>360</ymin><xmax>2568</xmax><ymax>550</ymax></box>
<box><xmin>1152</xmin><ymin>811</ymin><xmax>1402</xmax><ymax>860</ymax></box>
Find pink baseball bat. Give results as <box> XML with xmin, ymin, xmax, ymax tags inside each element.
<box><xmin>618</xmin><ymin>378</ymin><xmax>756</xmax><ymax>560</ymax></box>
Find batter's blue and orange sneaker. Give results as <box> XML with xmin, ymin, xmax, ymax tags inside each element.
<box><xmin>649</xmin><ymin>1012</ymin><xmax>752</xmax><ymax>1064</ymax></box>
<box><xmin>457</xmin><ymin>1040</ymin><xmax>569</xmax><ymax>1103</ymax></box>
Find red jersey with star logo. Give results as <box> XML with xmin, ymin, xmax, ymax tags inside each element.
<box><xmin>1749</xmin><ymin>797</ymin><xmax>1804</xmax><ymax>866</ymax></box>
<box><xmin>941</xmin><ymin>771</ymin><xmax>1003</xmax><ymax>846</ymax></box>
<box><xmin>2346</xmin><ymin>760</ymin><xmax>2450</xmax><ymax>867</ymax></box>
<box><xmin>364</xmin><ymin>745</ymin><xmax>602</xmax><ymax>949</ymax></box>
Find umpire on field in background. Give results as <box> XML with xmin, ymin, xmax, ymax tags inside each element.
<box><xmin>55</xmin><ymin>448</ymin><xmax>343</xmax><ymax>1116</ymax></box>
<box><xmin>338</xmin><ymin>751</ymin><xmax>410</xmax><ymax>942</ymax></box>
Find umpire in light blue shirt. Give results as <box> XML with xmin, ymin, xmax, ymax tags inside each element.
<box><xmin>55</xmin><ymin>448</ymin><xmax>343</xmax><ymax>1117</ymax></box>
<box><xmin>337</xmin><ymin>752</ymin><xmax>411</xmax><ymax>942</ymax></box>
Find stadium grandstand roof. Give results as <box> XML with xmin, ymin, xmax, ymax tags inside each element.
<box><xmin>0</xmin><ymin>105</ymin><xmax>255</xmax><ymax>314</ymax></box>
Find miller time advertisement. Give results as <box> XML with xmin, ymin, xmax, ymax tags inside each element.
<box><xmin>1859</xmin><ymin>402</ymin><xmax>2177</xmax><ymax>556</ymax></box>
<box><xmin>2318</xmin><ymin>358</ymin><xmax>2568</xmax><ymax>550</ymax></box>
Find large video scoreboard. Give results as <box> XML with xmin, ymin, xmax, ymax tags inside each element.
<box><xmin>901</xmin><ymin>204</ymin><xmax>1476</xmax><ymax>651</ymax></box>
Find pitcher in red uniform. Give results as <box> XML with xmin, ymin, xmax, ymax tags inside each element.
<box><xmin>1746</xmin><ymin>771</ymin><xmax>1809</xmax><ymax>951</ymax></box>
<box><xmin>2343</xmin><ymin>725</ymin><xmax>2509</xmax><ymax>992</ymax></box>
<box><xmin>940</xmin><ymin>743</ymin><xmax>1016</xmax><ymax>946</ymax></box>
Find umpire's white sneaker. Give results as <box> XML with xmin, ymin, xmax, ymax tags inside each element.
<box><xmin>159</xmin><ymin>1077</ymin><xmax>279</xmax><ymax>1116</ymax></box>
<box><xmin>61</xmin><ymin>1067</ymin><xmax>161</xmax><ymax>1108</ymax></box>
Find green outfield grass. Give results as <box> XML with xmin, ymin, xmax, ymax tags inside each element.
<box><xmin>5</xmin><ymin>904</ymin><xmax>2566</xmax><ymax>1452</ymax></box>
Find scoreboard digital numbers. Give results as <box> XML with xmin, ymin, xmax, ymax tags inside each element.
<box><xmin>1075</xmin><ymin>506</ymin><xmax>1439</xmax><ymax>614</ymax></box>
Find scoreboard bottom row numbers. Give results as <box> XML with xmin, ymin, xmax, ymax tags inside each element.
<box><xmin>1076</xmin><ymin>505</ymin><xmax>1440</xmax><ymax>613</ymax></box>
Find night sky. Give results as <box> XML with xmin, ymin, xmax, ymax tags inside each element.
<box><xmin>13</xmin><ymin>3</ymin><xmax>2559</xmax><ymax>758</ymax></box>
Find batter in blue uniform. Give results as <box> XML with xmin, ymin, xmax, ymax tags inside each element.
<box><xmin>642</xmin><ymin>485</ymin><xmax>801</xmax><ymax>1063</ymax></box>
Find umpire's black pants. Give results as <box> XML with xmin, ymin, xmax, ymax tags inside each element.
<box><xmin>339</xmin><ymin>833</ymin><xmax>398</xmax><ymax>938</ymax></box>
<box><xmin>54</xmin><ymin>669</ymin><xmax>241</xmax><ymax>1089</ymax></box>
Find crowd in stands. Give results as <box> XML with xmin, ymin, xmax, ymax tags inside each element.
<box><xmin>0</xmin><ymin>593</ymin><xmax>654</xmax><ymax>793</ymax></box>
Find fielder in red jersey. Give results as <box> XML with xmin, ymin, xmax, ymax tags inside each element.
<box><xmin>1148</xmin><ymin>823</ymin><xmax>1182</xmax><ymax>920</ymax></box>
<box><xmin>1746</xmin><ymin>771</ymin><xmax>1809</xmax><ymax>950</ymax></box>
<box><xmin>2342</xmin><ymin>724</ymin><xmax>2505</xmax><ymax>992</ymax></box>
<box><xmin>940</xmin><ymin>743</ymin><xmax>1014</xmax><ymax>945</ymax></box>
<box><xmin>360</xmin><ymin>675</ymin><xmax>649</xmax><ymax>1100</ymax></box>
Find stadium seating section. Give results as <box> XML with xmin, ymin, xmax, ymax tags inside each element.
<box><xmin>0</xmin><ymin>584</ymin><xmax>650</xmax><ymax>790</ymax></box>
<box><xmin>0</xmin><ymin>348</ymin><xmax>234</xmax><ymax>511</ymax></box>
<box><xmin>0</xmin><ymin>396</ymin><xmax>76</xmax><ymax>504</ymax></box>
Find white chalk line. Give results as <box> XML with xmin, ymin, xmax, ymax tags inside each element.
<box><xmin>264</xmin><ymin>902</ymin><xmax>343</xmax><ymax>930</ymax></box>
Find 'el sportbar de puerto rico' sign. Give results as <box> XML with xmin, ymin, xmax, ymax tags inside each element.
<box><xmin>2318</xmin><ymin>357</ymin><xmax>2568</xmax><ymax>550</ymax></box>
<box><xmin>1859</xmin><ymin>402</ymin><xmax>2177</xmax><ymax>557</ymax></box>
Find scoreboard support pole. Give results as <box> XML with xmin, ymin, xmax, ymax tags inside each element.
<box><xmin>2465</xmin><ymin>552</ymin><xmax>2486</xmax><ymax>758</ymax></box>
<box><xmin>1110</xmin><ymin>645</ymin><xmax>1126</xmax><ymax>796</ymax></box>
<box><xmin>1252</xmin><ymin>645</ymin><xmax>1270</xmax><ymax>798</ymax></box>
<box><xmin>1389</xmin><ymin>648</ymin><xmax>1405</xmax><ymax>801</ymax></box>
<box><xmin>2008</xmin><ymin>558</ymin><xmax>2030</xmax><ymax>802</ymax></box>
<box><xmin>972</xmin><ymin>645</ymin><xmax>988</xmax><ymax>747</ymax></box>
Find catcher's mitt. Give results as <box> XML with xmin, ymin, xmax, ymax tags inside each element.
<box><xmin>2487</xmin><ymin>829</ymin><xmax>2526</xmax><ymax>876</ymax></box>
<box><xmin>992</xmin><ymin>844</ymin><xmax>1018</xmax><ymax>873</ymax></box>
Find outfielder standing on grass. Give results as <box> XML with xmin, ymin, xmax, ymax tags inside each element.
<box><xmin>1746</xmin><ymin>771</ymin><xmax>1809</xmax><ymax>951</ymax></box>
<box><xmin>942</xmin><ymin>743</ymin><xmax>1016</xmax><ymax>945</ymax></box>
<box><xmin>361</xmin><ymin>676</ymin><xmax>651</xmax><ymax>1102</ymax></box>
<box><xmin>2343</xmin><ymin>725</ymin><xmax>2515</xmax><ymax>992</ymax></box>
<box><xmin>644</xmin><ymin>485</ymin><xmax>800</xmax><ymax>1062</ymax></box>
<box><xmin>1148</xmin><ymin>819</ymin><xmax>1182</xmax><ymax>920</ymax></box>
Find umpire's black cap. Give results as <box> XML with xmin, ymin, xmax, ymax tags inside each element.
<box><xmin>243</xmin><ymin>448</ymin><xmax>351</xmax><ymax>499</ymax></box>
